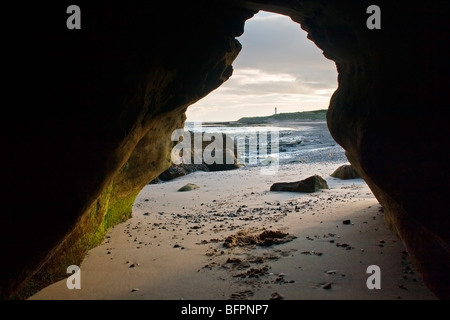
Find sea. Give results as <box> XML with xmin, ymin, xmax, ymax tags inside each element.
<box><xmin>183</xmin><ymin>121</ymin><xmax>347</xmax><ymax>166</ymax></box>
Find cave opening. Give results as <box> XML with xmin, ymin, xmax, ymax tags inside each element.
<box><xmin>187</xmin><ymin>10</ymin><xmax>338</xmax><ymax>122</ymax></box>
<box><xmin>184</xmin><ymin>10</ymin><xmax>344</xmax><ymax>170</ymax></box>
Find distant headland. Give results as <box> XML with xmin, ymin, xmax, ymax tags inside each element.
<box><xmin>193</xmin><ymin>109</ymin><xmax>328</xmax><ymax>126</ymax></box>
<box><xmin>236</xmin><ymin>109</ymin><xmax>327</xmax><ymax>124</ymax></box>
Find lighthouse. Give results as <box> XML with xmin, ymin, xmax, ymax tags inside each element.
<box><xmin>275</xmin><ymin>107</ymin><xmax>278</xmax><ymax>115</ymax></box>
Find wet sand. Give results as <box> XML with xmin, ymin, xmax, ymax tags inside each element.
<box><xmin>30</xmin><ymin>162</ymin><xmax>436</xmax><ymax>300</ymax></box>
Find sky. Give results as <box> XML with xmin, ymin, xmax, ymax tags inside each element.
<box><xmin>185</xmin><ymin>11</ymin><xmax>338</xmax><ymax>122</ymax></box>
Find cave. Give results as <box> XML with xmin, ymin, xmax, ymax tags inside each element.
<box><xmin>2</xmin><ymin>1</ymin><xmax>449</xmax><ymax>299</ymax></box>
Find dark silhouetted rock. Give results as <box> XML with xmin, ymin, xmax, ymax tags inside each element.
<box><xmin>270</xmin><ymin>175</ymin><xmax>329</xmax><ymax>193</ymax></box>
<box><xmin>330</xmin><ymin>164</ymin><xmax>360</xmax><ymax>179</ymax></box>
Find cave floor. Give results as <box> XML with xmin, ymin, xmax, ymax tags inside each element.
<box><xmin>30</xmin><ymin>162</ymin><xmax>436</xmax><ymax>300</ymax></box>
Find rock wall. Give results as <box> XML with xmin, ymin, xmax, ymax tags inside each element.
<box><xmin>2</xmin><ymin>1</ymin><xmax>449</xmax><ymax>299</ymax></box>
<box><xmin>2</xmin><ymin>1</ymin><xmax>254</xmax><ymax>299</ymax></box>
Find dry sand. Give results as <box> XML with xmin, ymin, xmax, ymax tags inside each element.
<box><xmin>30</xmin><ymin>162</ymin><xmax>436</xmax><ymax>300</ymax></box>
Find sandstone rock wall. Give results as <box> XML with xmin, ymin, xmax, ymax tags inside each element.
<box><xmin>2</xmin><ymin>1</ymin><xmax>254</xmax><ymax>298</ymax></box>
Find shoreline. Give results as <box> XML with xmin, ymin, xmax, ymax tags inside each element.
<box><xmin>186</xmin><ymin>118</ymin><xmax>328</xmax><ymax>129</ymax></box>
<box><xmin>30</xmin><ymin>162</ymin><xmax>436</xmax><ymax>300</ymax></box>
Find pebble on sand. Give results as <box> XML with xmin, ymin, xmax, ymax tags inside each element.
<box><xmin>270</xmin><ymin>292</ymin><xmax>284</xmax><ymax>300</ymax></box>
<box><xmin>322</xmin><ymin>282</ymin><xmax>332</xmax><ymax>290</ymax></box>
<box><xmin>177</xmin><ymin>183</ymin><xmax>200</xmax><ymax>192</ymax></box>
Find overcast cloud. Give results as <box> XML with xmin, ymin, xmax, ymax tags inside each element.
<box><xmin>186</xmin><ymin>11</ymin><xmax>338</xmax><ymax>122</ymax></box>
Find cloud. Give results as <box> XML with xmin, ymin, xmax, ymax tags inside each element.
<box><xmin>186</xmin><ymin>11</ymin><xmax>338</xmax><ymax>122</ymax></box>
<box><xmin>234</xmin><ymin>12</ymin><xmax>335</xmax><ymax>73</ymax></box>
<box><xmin>232</xmin><ymin>68</ymin><xmax>296</xmax><ymax>85</ymax></box>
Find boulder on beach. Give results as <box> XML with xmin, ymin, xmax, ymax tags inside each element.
<box><xmin>157</xmin><ymin>133</ymin><xmax>240</xmax><ymax>182</ymax></box>
<box><xmin>330</xmin><ymin>164</ymin><xmax>360</xmax><ymax>179</ymax></box>
<box><xmin>270</xmin><ymin>175</ymin><xmax>328</xmax><ymax>193</ymax></box>
<box><xmin>177</xmin><ymin>183</ymin><xmax>200</xmax><ymax>192</ymax></box>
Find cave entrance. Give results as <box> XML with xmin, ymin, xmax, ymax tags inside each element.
<box><xmin>184</xmin><ymin>11</ymin><xmax>345</xmax><ymax>171</ymax></box>
<box><xmin>127</xmin><ymin>11</ymin><xmax>378</xmax><ymax>298</ymax></box>
<box><xmin>187</xmin><ymin>10</ymin><xmax>338</xmax><ymax>123</ymax></box>
<box><xmin>126</xmin><ymin>11</ymin><xmax>389</xmax><ymax>299</ymax></box>
<box><xmin>124</xmin><ymin>8</ymin><xmax>423</xmax><ymax>298</ymax></box>
<box><xmin>126</xmin><ymin>10</ymin><xmax>387</xmax><ymax>301</ymax></box>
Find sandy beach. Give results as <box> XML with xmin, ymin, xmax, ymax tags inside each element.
<box><xmin>29</xmin><ymin>160</ymin><xmax>436</xmax><ymax>300</ymax></box>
